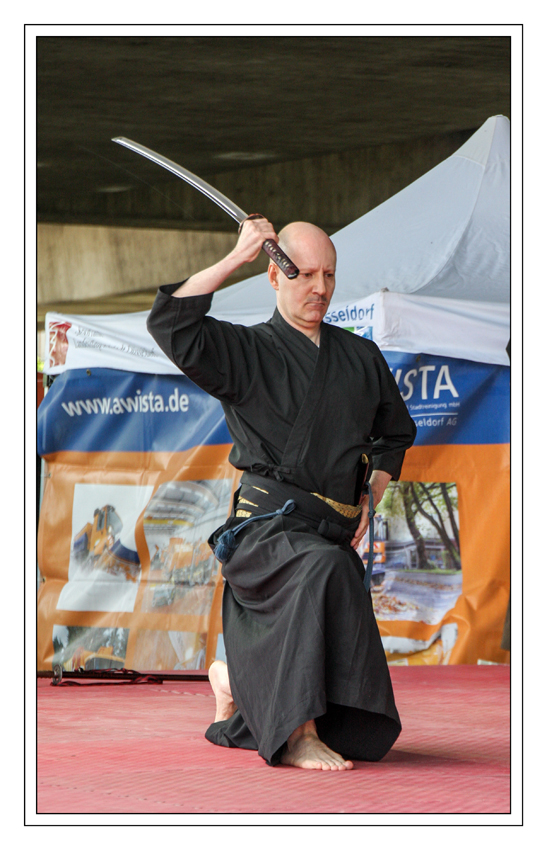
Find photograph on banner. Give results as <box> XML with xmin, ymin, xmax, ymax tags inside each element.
<box><xmin>140</xmin><ymin>479</ymin><xmax>232</xmax><ymax>615</ymax></box>
<box><xmin>48</xmin><ymin>318</ymin><xmax>71</xmax><ymax>368</ymax></box>
<box><xmin>57</xmin><ymin>482</ymin><xmax>154</xmax><ymax>613</ymax></box>
<box><xmin>358</xmin><ymin>480</ymin><xmax>461</xmax><ymax>626</ymax></box>
<box><xmin>51</xmin><ymin>625</ymin><xmax>129</xmax><ymax>673</ymax></box>
<box><xmin>131</xmin><ymin>628</ymin><xmax>208</xmax><ymax>671</ymax></box>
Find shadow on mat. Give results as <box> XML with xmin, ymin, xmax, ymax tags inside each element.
<box><xmin>376</xmin><ymin>749</ymin><xmax>474</xmax><ymax>766</ymax></box>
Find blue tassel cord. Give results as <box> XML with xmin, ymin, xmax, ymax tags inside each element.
<box><xmin>214</xmin><ymin>499</ymin><xmax>296</xmax><ymax>564</ymax></box>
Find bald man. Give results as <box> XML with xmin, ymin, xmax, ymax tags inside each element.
<box><xmin>147</xmin><ymin>217</ymin><xmax>416</xmax><ymax>770</ymax></box>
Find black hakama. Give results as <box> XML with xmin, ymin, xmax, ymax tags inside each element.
<box><xmin>147</xmin><ymin>284</ymin><xmax>416</xmax><ymax>765</ymax></box>
<box><xmin>205</xmin><ymin>475</ymin><xmax>402</xmax><ymax>765</ymax></box>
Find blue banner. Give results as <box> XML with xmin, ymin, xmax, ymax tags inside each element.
<box><xmin>37</xmin><ymin>368</ymin><xmax>231</xmax><ymax>455</ymax></box>
<box><xmin>38</xmin><ymin>353</ymin><xmax>509</xmax><ymax>458</ymax></box>
<box><xmin>383</xmin><ymin>352</ymin><xmax>509</xmax><ymax>446</ymax></box>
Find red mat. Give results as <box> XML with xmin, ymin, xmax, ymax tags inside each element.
<box><xmin>36</xmin><ymin>665</ymin><xmax>510</xmax><ymax>815</ymax></box>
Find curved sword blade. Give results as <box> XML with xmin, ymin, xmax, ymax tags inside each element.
<box><xmin>112</xmin><ymin>137</ymin><xmax>248</xmax><ymax>224</ymax></box>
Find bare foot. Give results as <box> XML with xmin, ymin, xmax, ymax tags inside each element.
<box><xmin>280</xmin><ymin>720</ymin><xmax>354</xmax><ymax>770</ymax></box>
<box><xmin>209</xmin><ymin>660</ymin><xmax>237</xmax><ymax>722</ymax></box>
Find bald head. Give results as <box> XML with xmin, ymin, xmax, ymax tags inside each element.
<box><xmin>276</xmin><ymin>222</ymin><xmax>337</xmax><ymax>267</ymax></box>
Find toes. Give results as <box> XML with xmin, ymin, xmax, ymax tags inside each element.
<box><xmin>281</xmin><ymin>735</ymin><xmax>355</xmax><ymax>771</ymax></box>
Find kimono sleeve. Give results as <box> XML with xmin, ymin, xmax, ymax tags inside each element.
<box><xmin>367</xmin><ymin>346</ymin><xmax>417</xmax><ymax>480</ymax></box>
<box><xmin>146</xmin><ymin>282</ymin><xmax>253</xmax><ymax>404</ymax></box>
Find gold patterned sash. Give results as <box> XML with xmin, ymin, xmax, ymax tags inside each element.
<box><xmin>235</xmin><ymin>483</ymin><xmax>363</xmax><ymax>520</ymax></box>
<box><xmin>311</xmin><ymin>493</ymin><xmax>362</xmax><ymax>519</ymax></box>
<box><xmin>235</xmin><ymin>496</ymin><xmax>259</xmax><ymax>518</ymax></box>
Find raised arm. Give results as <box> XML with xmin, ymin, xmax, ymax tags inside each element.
<box><xmin>171</xmin><ymin>216</ymin><xmax>280</xmax><ymax>298</ymax></box>
<box><xmin>147</xmin><ymin>216</ymin><xmax>280</xmax><ymax>404</ymax></box>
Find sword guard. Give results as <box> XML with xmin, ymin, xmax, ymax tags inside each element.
<box><xmin>238</xmin><ymin>213</ymin><xmax>265</xmax><ymax>232</ymax></box>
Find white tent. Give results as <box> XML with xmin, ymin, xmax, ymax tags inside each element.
<box><xmin>45</xmin><ymin>116</ymin><xmax>510</xmax><ymax>375</ymax></box>
<box><xmin>331</xmin><ymin>114</ymin><xmax>510</xmax><ymax>303</ymax></box>
<box><xmin>211</xmin><ymin>115</ymin><xmax>510</xmax><ymax>365</ymax></box>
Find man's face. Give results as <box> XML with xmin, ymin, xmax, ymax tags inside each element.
<box><xmin>268</xmin><ymin>230</ymin><xmax>336</xmax><ymax>335</ymax></box>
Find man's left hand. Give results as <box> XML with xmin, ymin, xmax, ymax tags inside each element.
<box><xmin>350</xmin><ymin>470</ymin><xmax>392</xmax><ymax>550</ymax></box>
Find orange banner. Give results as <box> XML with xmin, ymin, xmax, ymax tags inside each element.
<box><xmin>37</xmin><ymin>447</ymin><xmax>239</xmax><ymax>672</ymax></box>
<box><xmin>37</xmin><ymin>365</ymin><xmax>510</xmax><ymax>671</ymax></box>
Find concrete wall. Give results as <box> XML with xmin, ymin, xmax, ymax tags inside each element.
<box><xmin>37</xmin><ymin>224</ymin><xmax>268</xmax><ymax>306</ymax></box>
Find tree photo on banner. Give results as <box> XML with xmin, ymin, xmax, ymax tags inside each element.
<box><xmin>358</xmin><ymin>480</ymin><xmax>462</xmax><ymax>663</ymax></box>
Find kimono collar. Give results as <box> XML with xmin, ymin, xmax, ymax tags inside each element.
<box><xmin>270</xmin><ymin>308</ymin><xmax>325</xmax><ymax>351</ymax></box>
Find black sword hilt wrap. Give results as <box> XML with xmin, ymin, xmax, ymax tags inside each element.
<box><xmin>239</xmin><ymin>214</ymin><xmax>299</xmax><ymax>279</ymax></box>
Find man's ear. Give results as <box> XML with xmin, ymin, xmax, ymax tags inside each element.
<box><xmin>267</xmin><ymin>262</ymin><xmax>280</xmax><ymax>291</ymax></box>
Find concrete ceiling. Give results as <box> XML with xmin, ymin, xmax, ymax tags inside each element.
<box><xmin>37</xmin><ymin>34</ymin><xmax>511</xmax><ymax>227</ymax></box>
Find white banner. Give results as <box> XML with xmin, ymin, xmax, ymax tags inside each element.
<box><xmin>45</xmin><ymin>311</ymin><xmax>179</xmax><ymax>376</ymax></box>
<box><xmin>321</xmin><ymin>291</ymin><xmax>510</xmax><ymax>366</ymax></box>
<box><xmin>45</xmin><ymin>288</ymin><xmax>510</xmax><ymax>377</ymax></box>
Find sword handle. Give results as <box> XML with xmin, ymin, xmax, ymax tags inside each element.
<box><xmin>261</xmin><ymin>240</ymin><xmax>299</xmax><ymax>279</ymax></box>
<box><xmin>241</xmin><ymin>214</ymin><xmax>299</xmax><ymax>279</ymax></box>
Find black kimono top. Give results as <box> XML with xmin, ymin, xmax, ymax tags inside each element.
<box><xmin>147</xmin><ymin>284</ymin><xmax>417</xmax><ymax>506</ymax></box>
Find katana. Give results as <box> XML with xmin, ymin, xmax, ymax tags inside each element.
<box><xmin>112</xmin><ymin>137</ymin><xmax>299</xmax><ymax>279</ymax></box>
